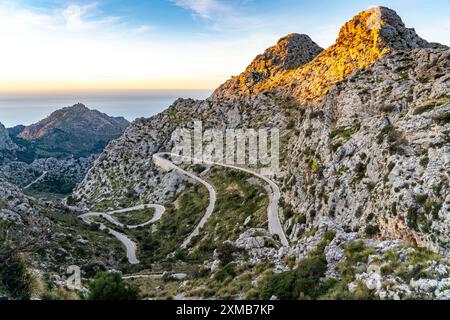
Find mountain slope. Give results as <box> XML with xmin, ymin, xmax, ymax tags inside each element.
<box><xmin>283</xmin><ymin>47</ymin><xmax>449</xmax><ymax>253</ymax></box>
<box><xmin>70</xmin><ymin>7</ymin><xmax>449</xmax><ymax>299</ymax></box>
<box><xmin>17</xmin><ymin>103</ymin><xmax>129</xmax><ymax>158</ymax></box>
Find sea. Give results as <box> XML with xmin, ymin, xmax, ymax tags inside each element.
<box><xmin>0</xmin><ymin>89</ymin><xmax>212</xmax><ymax>128</ymax></box>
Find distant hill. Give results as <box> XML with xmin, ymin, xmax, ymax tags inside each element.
<box><xmin>0</xmin><ymin>104</ymin><xmax>129</xmax><ymax>197</ymax></box>
<box><xmin>14</xmin><ymin>103</ymin><xmax>129</xmax><ymax>159</ymax></box>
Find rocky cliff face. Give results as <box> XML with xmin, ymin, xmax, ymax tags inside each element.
<box><xmin>0</xmin><ymin>156</ymin><xmax>95</xmax><ymax>195</ymax></box>
<box><xmin>283</xmin><ymin>48</ymin><xmax>449</xmax><ymax>254</ymax></box>
<box><xmin>17</xmin><ymin>103</ymin><xmax>129</xmax><ymax>158</ymax></box>
<box><xmin>0</xmin><ymin>122</ymin><xmax>16</xmax><ymax>151</ymax></box>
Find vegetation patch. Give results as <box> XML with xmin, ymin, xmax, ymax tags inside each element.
<box><xmin>114</xmin><ymin>207</ymin><xmax>156</xmax><ymax>225</ymax></box>
<box><xmin>259</xmin><ymin>244</ymin><xmax>328</xmax><ymax>300</ymax></box>
<box><xmin>89</xmin><ymin>272</ymin><xmax>140</xmax><ymax>300</ymax></box>
<box><xmin>329</xmin><ymin>123</ymin><xmax>361</xmax><ymax>141</ymax></box>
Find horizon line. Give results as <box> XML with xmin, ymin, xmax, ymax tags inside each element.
<box><xmin>0</xmin><ymin>87</ymin><xmax>216</xmax><ymax>95</ymax></box>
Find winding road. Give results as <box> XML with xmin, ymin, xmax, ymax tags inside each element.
<box><xmin>79</xmin><ymin>152</ymin><xmax>288</xmax><ymax>265</ymax></box>
<box><xmin>23</xmin><ymin>171</ymin><xmax>47</xmax><ymax>190</ymax></box>
<box><xmin>79</xmin><ymin>204</ymin><xmax>165</xmax><ymax>264</ymax></box>
<box><xmin>153</xmin><ymin>153</ymin><xmax>289</xmax><ymax>247</ymax></box>
<box><xmin>153</xmin><ymin>153</ymin><xmax>216</xmax><ymax>249</ymax></box>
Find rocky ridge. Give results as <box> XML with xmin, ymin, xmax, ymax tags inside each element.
<box><xmin>0</xmin><ymin>156</ymin><xmax>95</xmax><ymax>195</ymax></box>
<box><xmin>214</xmin><ymin>7</ymin><xmax>445</xmax><ymax>104</ymax></box>
<box><xmin>214</xmin><ymin>33</ymin><xmax>323</xmax><ymax>96</ymax></box>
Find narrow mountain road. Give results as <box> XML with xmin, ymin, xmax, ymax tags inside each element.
<box><xmin>106</xmin><ymin>204</ymin><xmax>165</xmax><ymax>229</ymax></box>
<box><xmin>154</xmin><ymin>153</ymin><xmax>289</xmax><ymax>247</ymax></box>
<box><xmin>153</xmin><ymin>153</ymin><xmax>216</xmax><ymax>249</ymax></box>
<box><xmin>79</xmin><ymin>152</ymin><xmax>288</xmax><ymax>266</ymax></box>
<box><xmin>23</xmin><ymin>171</ymin><xmax>47</xmax><ymax>190</ymax></box>
<box><xmin>79</xmin><ymin>204</ymin><xmax>166</xmax><ymax>264</ymax></box>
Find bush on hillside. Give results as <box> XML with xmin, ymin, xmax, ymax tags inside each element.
<box><xmin>88</xmin><ymin>272</ymin><xmax>139</xmax><ymax>300</ymax></box>
<box><xmin>0</xmin><ymin>248</ymin><xmax>32</xmax><ymax>300</ymax></box>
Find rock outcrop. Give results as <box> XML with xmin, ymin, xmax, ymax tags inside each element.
<box><xmin>0</xmin><ymin>122</ymin><xmax>16</xmax><ymax>151</ymax></box>
<box><xmin>282</xmin><ymin>47</ymin><xmax>449</xmax><ymax>253</ymax></box>
<box><xmin>214</xmin><ymin>33</ymin><xmax>323</xmax><ymax>96</ymax></box>
<box><xmin>0</xmin><ymin>122</ymin><xmax>18</xmax><ymax>165</ymax></box>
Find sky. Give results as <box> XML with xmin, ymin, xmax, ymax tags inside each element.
<box><xmin>0</xmin><ymin>0</ymin><xmax>448</xmax><ymax>93</ymax></box>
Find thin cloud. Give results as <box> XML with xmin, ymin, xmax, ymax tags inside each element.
<box><xmin>171</xmin><ymin>0</ymin><xmax>264</xmax><ymax>32</ymax></box>
<box><xmin>172</xmin><ymin>0</ymin><xmax>230</xmax><ymax>19</ymax></box>
<box><xmin>60</xmin><ymin>3</ymin><xmax>121</xmax><ymax>31</ymax></box>
<box><xmin>62</xmin><ymin>4</ymin><xmax>95</xmax><ymax>30</ymax></box>
<box><xmin>0</xmin><ymin>2</ymin><xmax>121</xmax><ymax>32</ymax></box>
<box><xmin>132</xmin><ymin>25</ymin><xmax>154</xmax><ymax>34</ymax></box>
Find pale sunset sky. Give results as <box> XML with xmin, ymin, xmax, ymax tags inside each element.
<box><xmin>0</xmin><ymin>0</ymin><xmax>448</xmax><ymax>93</ymax></box>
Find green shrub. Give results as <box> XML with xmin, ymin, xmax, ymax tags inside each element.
<box><xmin>88</xmin><ymin>272</ymin><xmax>139</xmax><ymax>300</ymax></box>
<box><xmin>413</xmin><ymin>104</ymin><xmax>434</xmax><ymax>115</ymax></box>
<box><xmin>309</xmin><ymin>159</ymin><xmax>319</xmax><ymax>173</ymax></box>
<box><xmin>260</xmin><ymin>252</ymin><xmax>327</xmax><ymax>300</ymax></box>
<box><xmin>355</xmin><ymin>206</ymin><xmax>363</xmax><ymax>218</ymax></box>
<box><xmin>365</xmin><ymin>225</ymin><xmax>380</xmax><ymax>237</ymax></box>
<box><xmin>260</xmin><ymin>270</ymin><xmax>296</xmax><ymax>300</ymax></box>
<box><xmin>380</xmin><ymin>105</ymin><xmax>395</xmax><ymax>113</ymax></box>
<box><xmin>216</xmin><ymin>243</ymin><xmax>238</xmax><ymax>266</ymax></box>
<box><xmin>309</xmin><ymin>110</ymin><xmax>324</xmax><ymax>119</ymax></box>
<box><xmin>214</xmin><ymin>263</ymin><xmax>236</xmax><ymax>283</ymax></box>
<box><xmin>366</xmin><ymin>182</ymin><xmax>376</xmax><ymax>192</ymax></box>
<box><xmin>66</xmin><ymin>195</ymin><xmax>78</xmax><ymax>206</ymax></box>
<box><xmin>415</xmin><ymin>194</ymin><xmax>428</xmax><ymax>206</ymax></box>
<box><xmin>407</xmin><ymin>208</ymin><xmax>420</xmax><ymax>231</ymax></box>
<box><xmin>297</xmin><ymin>214</ymin><xmax>307</xmax><ymax>225</ymax></box>
<box><xmin>294</xmin><ymin>255</ymin><xmax>328</xmax><ymax>299</ymax></box>
<box><xmin>345</xmin><ymin>241</ymin><xmax>375</xmax><ymax>264</ymax></box>
<box><xmin>286</xmin><ymin>119</ymin><xmax>296</xmax><ymax>130</ymax></box>
<box><xmin>329</xmin><ymin>124</ymin><xmax>361</xmax><ymax>141</ymax></box>
<box><xmin>354</xmin><ymin>162</ymin><xmax>367</xmax><ymax>181</ymax></box>
<box><xmin>324</xmin><ymin>230</ymin><xmax>336</xmax><ymax>242</ymax></box>
<box><xmin>0</xmin><ymin>251</ymin><xmax>32</xmax><ymax>300</ymax></box>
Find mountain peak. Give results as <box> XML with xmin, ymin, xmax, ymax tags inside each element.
<box><xmin>213</xmin><ymin>7</ymin><xmax>445</xmax><ymax>103</ymax></box>
<box><xmin>17</xmin><ymin>104</ymin><xmax>129</xmax><ymax>158</ymax></box>
<box><xmin>214</xmin><ymin>33</ymin><xmax>323</xmax><ymax>96</ymax></box>
<box><xmin>245</xmin><ymin>32</ymin><xmax>323</xmax><ymax>77</ymax></box>
<box><xmin>336</xmin><ymin>6</ymin><xmax>437</xmax><ymax>53</ymax></box>
<box><xmin>67</xmin><ymin>103</ymin><xmax>89</xmax><ymax>112</ymax></box>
